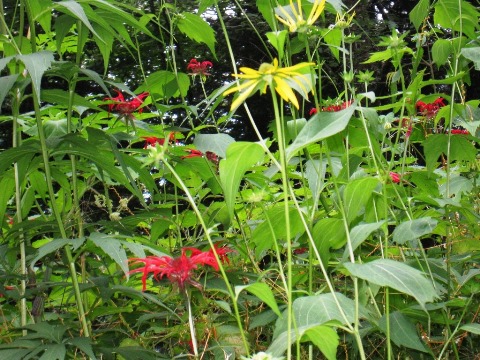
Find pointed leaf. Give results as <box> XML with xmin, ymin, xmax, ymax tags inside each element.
<box><xmin>235</xmin><ymin>282</ymin><xmax>281</xmax><ymax>316</ymax></box>
<box><xmin>219</xmin><ymin>142</ymin><xmax>264</xmax><ymax>222</ymax></box>
<box><xmin>392</xmin><ymin>217</ymin><xmax>438</xmax><ymax>245</ymax></box>
<box><xmin>194</xmin><ymin>133</ymin><xmax>235</xmax><ymax>158</ymax></box>
<box><xmin>460</xmin><ymin>323</ymin><xmax>480</xmax><ymax>335</ymax></box>
<box><xmin>31</xmin><ymin>238</ymin><xmax>86</xmax><ymax>268</ymax></box>
<box><xmin>409</xmin><ymin>0</ymin><xmax>430</xmax><ymax>29</ymax></box>
<box><xmin>343</xmin><ymin>221</ymin><xmax>385</xmax><ymax>260</ymax></box>
<box><xmin>176</xmin><ymin>12</ymin><xmax>216</xmax><ymax>57</ymax></box>
<box><xmin>344</xmin><ymin>259</ymin><xmax>439</xmax><ymax>308</ymax></box>
<box><xmin>38</xmin><ymin>344</ymin><xmax>66</xmax><ymax>360</ymax></box>
<box><xmin>343</xmin><ymin>177</ymin><xmax>380</xmax><ymax>224</ymax></box>
<box><xmin>303</xmin><ymin>325</ymin><xmax>339</xmax><ymax>360</ymax></box>
<box><xmin>89</xmin><ymin>232</ymin><xmax>129</xmax><ymax>278</ymax></box>
<box><xmin>0</xmin><ymin>75</ymin><xmax>19</xmax><ymax>111</ymax></box>
<box><xmin>18</xmin><ymin>51</ymin><xmax>55</xmax><ymax>103</ymax></box>
<box><xmin>379</xmin><ymin>312</ymin><xmax>429</xmax><ymax>352</ymax></box>
<box><xmin>286</xmin><ymin>102</ymin><xmax>356</xmax><ymax>160</ymax></box>
<box><xmin>69</xmin><ymin>338</ymin><xmax>97</xmax><ymax>360</ymax></box>
<box><xmin>55</xmin><ymin>0</ymin><xmax>101</xmax><ymax>40</ymax></box>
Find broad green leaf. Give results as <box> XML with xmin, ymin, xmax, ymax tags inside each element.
<box><xmin>89</xmin><ymin>232</ymin><xmax>129</xmax><ymax>278</ymax></box>
<box><xmin>303</xmin><ymin>325</ymin><xmax>339</xmax><ymax>360</ymax></box>
<box><xmin>0</xmin><ymin>176</ymin><xmax>15</xmax><ymax>227</ymax></box>
<box><xmin>69</xmin><ymin>338</ymin><xmax>97</xmax><ymax>360</ymax></box>
<box><xmin>343</xmin><ymin>177</ymin><xmax>380</xmax><ymax>224</ymax></box>
<box><xmin>92</xmin><ymin>23</ymin><xmax>114</xmax><ymax>71</ymax></box>
<box><xmin>235</xmin><ymin>282</ymin><xmax>281</xmax><ymax>316</ymax></box>
<box><xmin>461</xmin><ymin>47</ymin><xmax>480</xmax><ymax>70</ymax></box>
<box><xmin>194</xmin><ymin>133</ymin><xmax>235</xmax><ymax>158</ymax></box>
<box><xmin>392</xmin><ymin>217</ymin><xmax>438</xmax><ymax>245</ymax></box>
<box><xmin>27</xmin><ymin>0</ymin><xmax>53</xmax><ymax>33</ymax></box>
<box><xmin>56</xmin><ymin>0</ymin><xmax>101</xmax><ymax>40</ymax></box>
<box><xmin>323</xmin><ymin>27</ymin><xmax>342</xmax><ymax>61</ymax></box>
<box><xmin>31</xmin><ymin>238</ymin><xmax>87</xmax><ymax>268</ymax></box>
<box><xmin>266</xmin><ymin>30</ymin><xmax>287</xmax><ymax>61</ymax></box>
<box><xmin>0</xmin><ymin>75</ymin><xmax>18</xmax><ymax>111</ymax></box>
<box><xmin>434</xmin><ymin>0</ymin><xmax>480</xmax><ymax>39</ymax></box>
<box><xmin>269</xmin><ymin>292</ymin><xmax>368</xmax><ymax>356</ymax></box>
<box><xmin>312</xmin><ymin>217</ymin><xmax>345</xmax><ymax>250</ymax></box>
<box><xmin>305</xmin><ymin>159</ymin><xmax>327</xmax><ymax>202</ymax></box>
<box><xmin>44</xmin><ymin>119</ymin><xmax>68</xmax><ymax>138</ymax></box>
<box><xmin>379</xmin><ymin>312</ymin><xmax>429</xmax><ymax>352</ymax></box>
<box><xmin>286</xmin><ymin>102</ymin><xmax>356</xmax><ymax>160</ymax></box>
<box><xmin>460</xmin><ymin>323</ymin><xmax>480</xmax><ymax>335</ymax></box>
<box><xmin>23</xmin><ymin>322</ymin><xmax>67</xmax><ymax>343</ymax></box>
<box><xmin>342</xmin><ymin>221</ymin><xmax>385</xmax><ymax>260</ymax></box>
<box><xmin>251</xmin><ymin>205</ymin><xmax>306</xmax><ymax>257</ymax></box>
<box><xmin>0</xmin><ymin>55</ymin><xmax>15</xmax><ymax>73</ymax></box>
<box><xmin>219</xmin><ymin>142</ymin><xmax>264</xmax><ymax>222</ymax></box>
<box><xmin>409</xmin><ymin>0</ymin><xmax>430</xmax><ymax>29</ymax></box>
<box><xmin>256</xmin><ymin>0</ymin><xmax>276</xmax><ymax>30</ymax></box>
<box><xmin>18</xmin><ymin>51</ymin><xmax>55</xmax><ymax>104</ymax></box>
<box><xmin>38</xmin><ymin>344</ymin><xmax>66</xmax><ymax>360</ymax></box>
<box><xmin>344</xmin><ymin>259</ymin><xmax>439</xmax><ymax>308</ymax></box>
<box><xmin>431</xmin><ymin>39</ymin><xmax>452</xmax><ymax>67</ymax></box>
<box><xmin>176</xmin><ymin>12</ymin><xmax>216</xmax><ymax>57</ymax></box>
<box><xmin>137</xmin><ymin>70</ymin><xmax>190</xmax><ymax>99</ymax></box>
<box><xmin>423</xmin><ymin>134</ymin><xmax>477</xmax><ymax>173</ymax></box>
<box><xmin>41</xmin><ymin>89</ymin><xmax>99</xmax><ymax>110</ymax></box>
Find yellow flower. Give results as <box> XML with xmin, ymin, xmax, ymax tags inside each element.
<box><xmin>275</xmin><ymin>0</ymin><xmax>326</xmax><ymax>33</ymax></box>
<box><xmin>223</xmin><ymin>58</ymin><xmax>315</xmax><ymax>111</ymax></box>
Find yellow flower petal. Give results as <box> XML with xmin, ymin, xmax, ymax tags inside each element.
<box><xmin>274</xmin><ymin>77</ymin><xmax>300</xmax><ymax>109</ymax></box>
<box><xmin>307</xmin><ymin>0</ymin><xmax>326</xmax><ymax>25</ymax></box>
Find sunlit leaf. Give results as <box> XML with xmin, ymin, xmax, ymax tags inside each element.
<box><xmin>177</xmin><ymin>12</ymin><xmax>216</xmax><ymax>57</ymax></box>
<box><xmin>18</xmin><ymin>51</ymin><xmax>55</xmax><ymax>104</ymax></box>
<box><xmin>235</xmin><ymin>282</ymin><xmax>281</xmax><ymax>316</ymax></box>
<box><xmin>219</xmin><ymin>142</ymin><xmax>264</xmax><ymax>222</ymax></box>
<box><xmin>344</xmin><ymin>259</ymin><xmax>439</xmax><ymax>308</ymax></box>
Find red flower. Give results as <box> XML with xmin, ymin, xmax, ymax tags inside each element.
<box><xmin>416</xmin><ymin>97</ymin><xmax>445</xmax><ymax>119</ymax></box>
<box><xmin>187</xmin><ymin>59</ymin><xmax>213</xmax><ymax>77</ymax></box>
<box><xmin>142</xmin><ymin>133</ymin><xmax>176</xmax><ymax>148</ymax></box>
<box><xmin>181</xmin><ymin>149</ymin><xmax>204</xmax><ymax>159</ymax></box>
<box><xmin>450</xmin><ymin>129</ymin><xmax>469</xmax><ymax>135</ymax></box>
<box><xmin>104</xmin><ymin>90</ymin><xmax>149</xmax><ymax>115</ymax></box>
<box><xmin>309</xmin><ymin>108</ymin><xmax>318</xmax><ymax>116</ymax></box>
<box><xmin>129</xmin><ymin>246</ymin><xmax>232</xmax><ymax>291</ymax></box>
<box><xmin>322</xmin><ymin>100</ymin><xmax>353</xmax><ymax>112</ymax></box>
<box><xmin>389</xmin><ymin>172</ymin><xmax>401</xmax><ymax>183</ymax></box>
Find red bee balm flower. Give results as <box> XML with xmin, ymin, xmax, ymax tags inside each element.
<box><xmin>416</xmin><ymin>97</ymin><xmax>446</xmax><ymax>119</ymax></box>
<box><xmin>142</xmin><ymin>133</ymin><xmax>176</xmax><ymax>148</ymax></box>
<box><xmin>187</xmin><ymin>59</ymin><xmax>213</xmax><ymax>77</ymax></box>
<box><xmin>104</xmin><ymin>90</ymin><xmax>149</xmax><ymax>115</ymax></box>
<box><xmin>450</xmin><ymin>129</ymin><xmax>469</xmax><ymax>135</ymax></box>
<box><xmin>389</xmin><ymin>172</ymin><xmax>401</xmax><ymax>183</ymax></box>
<box><xmin>129</xmin><ymin>245</ymin><xmax>232</xmax><ymax>291</ymax></box>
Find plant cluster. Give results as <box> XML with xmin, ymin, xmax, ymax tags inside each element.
<box><xmin>0</xmin><ymin>0</ymin><xmax>479</xmax><ymax>359</ymax></box>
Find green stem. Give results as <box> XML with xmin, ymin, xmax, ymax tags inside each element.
<box><xmin>269</xmin><ymin>90</ymin><xmax>295</xmax><ymax>359</ymax></box>
<box><xmin>24</xmin><ymin>4</ymin><xmax>90</xmax><ymax>337</ymax></box>
<box><xmin>161</xmin><ymin>158</ymin><xmax>250</xmax><ymax>356</ymax></box>
<box><xmin>185</xmin><ymin>289</ymin><xmax>199</xmax><ymax>359</ymax></box>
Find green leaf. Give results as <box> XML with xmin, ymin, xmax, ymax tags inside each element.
<box><xmin>256</xmin><ymin>0</ymin><xmax>276</xmax><ymax>30</ymax></box>
<box><xmin>68</xmin><ymin>338</ymin><xmax>97</xmax><ymax>360</ymax></box>
<box><xmin>266</xmin><ymin>30</ymin><xmax>287</xmax><ymax>61</ymax></box>
<box><xmin>379</xmin><ymin>312</ymin><xmax>429</xmax><ymax>352</ymax></box>
<box><xmin>286</xmin><ymin>102</ymin><xmax>356</xmax><ymax>160</ymax></box>
<box><xmin>392</xmin><ymin>217</ymin><xmax>438</xmax><ymax>245</ymax></box>
<box><xmin>303</xmin><ymin>325</ymin><xmax>339</xmax><ymax>360</ymax></box>
<box><xmin>23</xmin><ymin>323</ymin><xmax>67</xmax><ymax>343</ymax></box>
<box><xmin>31</xmin><ymin>238</ymin><xmax>87</xmax><ymax>268</ymax></box>
<box><xmin>0</xmin><ymin>75</ymin><xmax>18</xmax><ymax>111</ymax></box>
<box><xmin>423</xmin><ymin>134</ymin><xmax>477</xmax><ymax>173</ymax></box>
<box><xmin>431</xmin><ymin>39</ymin><xmax>452</xmax><ymax>67</ymax></box>
<box><xmin>343</xmin><ymin>177</ymin><xmax>380</xmax><ymax>224</ymax></box>
<box><xmin>38</xmin><ymin>344</ymin><xmax>66</xmax><ymax>360</ymax></box>
<box><xmin>409</xmin><ymin>0</ymin><xmax>430</xmax><ymax>29</ymax></box>
<box><xmin>342</xmin><ymin>221</ymin><xmax>385</xmax><ymax>260</ymax></box>
<box><xmin>41</xmin><ymin>89</ymin><xmax>99</xmax><ymax>110</ymax></box>
<box><xmin>235</xmin><ymin>282</ymin><xmax>281</xmax><ymax>316</ymax></box>
<box><xmin>461</xmin><ymin>47</ymin><xmax>480</xmax><ymax>70</ymax></box>
<box><xmin>269</xmin><ymin>292</ymin><xmax>368</xmax><ymax>356</ymax></box>
<box><xmin>27</xmin><ymin>0</ymin><xmax>53</xmax><ymax>33</ymax></box>
<box><xmin>17</xmin><ymin>51</ymin><xmax>55</xmax><ymax>104</ymax></box>
<box><xmin>176</xmin><ymin>12</ymin><xmax>216</xmax><ymax>57</ymax></box>
<box><xmin>137</xmin><ymin>70</ymin><xmax>190</xmax><ymax>99</ymax></box>
<box><xmin>251</xmin><ymin>205</ymin><xmax>306</xmax><ymax>257</ymax></box>
<box><xmin>219</xmin><ymin>142</ymin><xmax>264</xmax><ymax>222</ymax></box>
<box><xmin>434</xmin><ymin>0</ymin><xmax>480</xmax><ymax>39</ymax></box>
<box><xmin>343</xmin><ymin>259</ymin><xmax>439</xmax><ymax>308</ymax></box>
<box><xmin>0</xmin><ymin>176</ymin><xmax>15</xmax><ymax>227</ymax></box>
<box><xmin>194</xmin><ymin>133</ymin><xmax>235</xmax><ymax>158</ymax></box>
<box><xmin>89</xmin><ymin>232</ymin><xmax>129</xmax><ymax>278</ymax></box>
<box><xmin>55</xmin><ymin>0</ymin><xmax>101</xmax><ymax>40</ymax></box>
<box><xmin>460</xmin><ymin>323</ymin><xmax>480</xmax><ymax>335</ymax></box>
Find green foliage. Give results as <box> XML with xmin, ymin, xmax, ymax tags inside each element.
<box><xmin>1</xmin><ymin>0</ymin><xmax>479</xmax><ymax>359</ymax></box>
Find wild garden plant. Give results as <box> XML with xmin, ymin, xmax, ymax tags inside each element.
<box><xmin>0</xmin><ymin>0</ymin><xmax>479</xmax><ymax>359</ymax></box>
